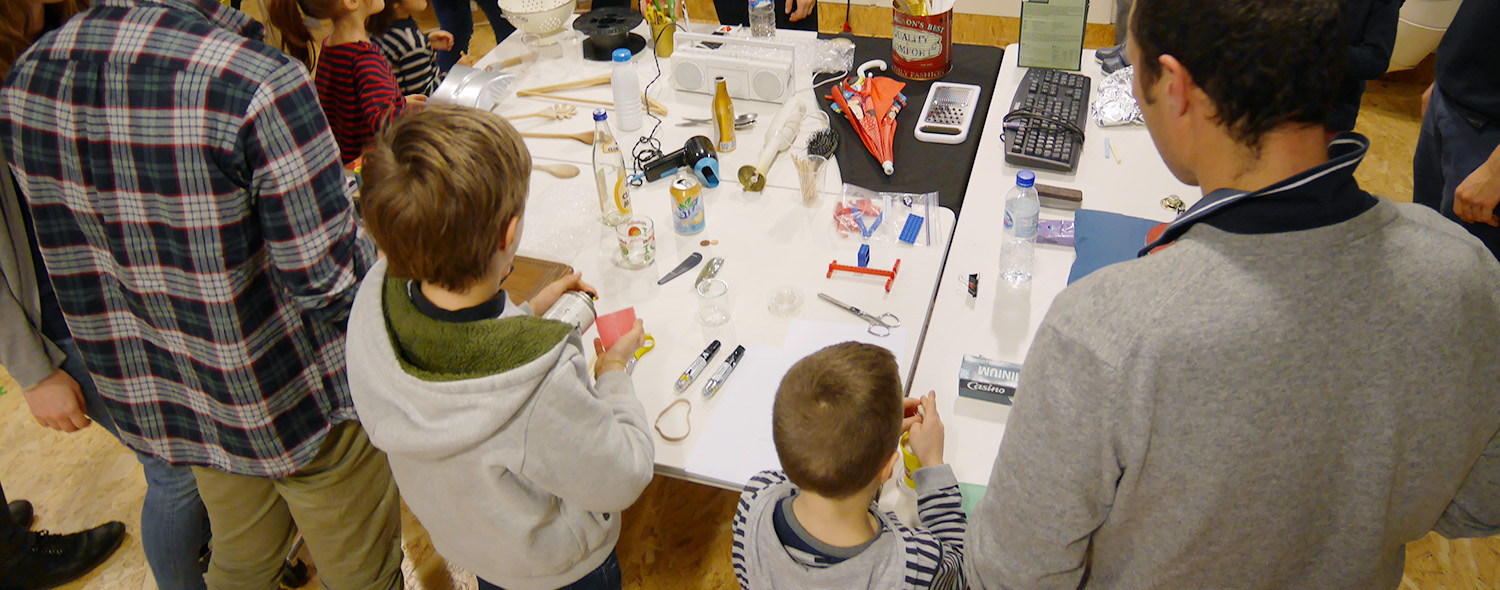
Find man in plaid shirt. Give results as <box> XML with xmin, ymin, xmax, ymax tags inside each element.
<box><xmin>0</xmin><ymin>1</ymin><xmax>402</xmax><ymax>588</ymax></box>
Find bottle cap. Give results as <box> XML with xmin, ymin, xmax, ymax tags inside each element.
<box><xmin>612</xmin><ymin>48</ymin><xmax>633</xmax><ymax>62</ymax></box>
<box><xmin>1016</xmin><ymin>170</ymin><xmax>1036</xmax><ymax>188</ymax></box>
<box><xmin>593</xmin><ymin>108</ymin><xmax>607</xmax><ymax>121</ymax></box>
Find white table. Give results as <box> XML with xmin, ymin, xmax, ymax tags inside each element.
<box><xmin>906</xmin><ymin>47</ymin><xmax>1198</xmax><ymax>487</ymax></box>
<box><xmin>475</xmin><ymin>25</ymin><xmax>956</xmax><ymax>491</ymax></box>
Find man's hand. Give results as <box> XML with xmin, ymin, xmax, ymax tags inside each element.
<box><xmin>529</xmin><ymin>272</ymin><xmax>598</xmax><ymax>317</ymax></box>
<box><xmin>906</xmin><ymin>391</ymin><xmax>945</xmax><ymax>467</ymax></box>
<box><xmin>593</xmin><ymin>319</ymin><xmax>645</xmax><ymax>378</ymax></box>
<box><xmin>1455</xmin><ymin>148</ymin><xmax>1500</xmax><ymax>227</ymax></box>
<box><xmin>429</xmin><ymin>30</ymin><xmax>455</xmax><ymax>52</ymax></box>
<box><xmin>786</xmin><ymin>0</ymin><xmax>815</xmax><ymax>22</ymax></box>
<box><xmin>1421</xmin><ymin>83</ymin><xmax>1434</xmax><ymax>117</ymax></box>
<box><xmin>23</xmin><ymin>369</ymin><xmax>92</xmax><ymax>433</ymax></box>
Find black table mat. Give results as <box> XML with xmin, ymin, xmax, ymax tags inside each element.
<box><xmin>817</xmin><ymin>35</ymin><xmax>1004</xmax><ymax>213</ymax></box>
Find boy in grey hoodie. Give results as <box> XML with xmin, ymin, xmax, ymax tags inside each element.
<box><xmin>732</xmin><ymin>342</ymin><xmax>967</xmax><ymax>589</ymax></box>
<box><xmin>346</xmin><ymin>106</ymin><xmax>654</xmax><ymax>590</ymax></box>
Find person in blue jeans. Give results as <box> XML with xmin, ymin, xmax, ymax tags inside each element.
<box><xmin>1</xmin><ymin>5</ymin><xmax>210</xmax><ymax>587</ymax></box>
<box><xmin>430</xmin><ymin>0</ymin><xmax>512</xmax><ymax>71</ymax></box>
<box><xmin>430</xmin><ymin>0</ymin><xmax>632</xmax><ymax>71</ymax></box>
<box><xmin>2</xmin><ymin>148</ymin><xmax>211</xmax><ymax>590</ymax></box>
<box><xmin>12</xmin><ymin>217</ymin><xmax>212</xmax><ymax>590</ymax></box>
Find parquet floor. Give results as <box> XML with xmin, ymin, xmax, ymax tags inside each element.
<box><xmin>1</xmin><ymin>4</ymin><xmax>1494</xmax><ymax>589</ymax></box>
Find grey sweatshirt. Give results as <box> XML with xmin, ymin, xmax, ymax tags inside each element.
<box><xmin>733</xmin><ymin>468</ymin><xmax>967</xmax><ymax>589</ymax></box>
<box><xmin>346</xmin><ymin>261</ymin><xmax>655</xmax><ymax>590</ymax></box>
<box><xmin>966</xmin><ymin>200</ymin><xmax>1500</xmax><ymax>589</ymax></box>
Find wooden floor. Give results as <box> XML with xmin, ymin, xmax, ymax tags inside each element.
<box><xmin>1</xmin><ymin>5</ymin><xmax>1496</xmax><ymax>590</ymax></box>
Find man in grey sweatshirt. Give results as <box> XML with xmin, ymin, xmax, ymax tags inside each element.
<box><xmin>966</xmin><ymin>1</ymin><xmax>1500</xmax><ymax>588</ymax></box>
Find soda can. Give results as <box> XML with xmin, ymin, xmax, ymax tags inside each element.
<box><xmin>542</xmin><ymin>290</ymin><xmax>596</xmax><ymax>334</ymax></box>
<box><xmin>671</xmin><ymin>172</ymin><xmax>706</xmax><ymax>235</ymax></box>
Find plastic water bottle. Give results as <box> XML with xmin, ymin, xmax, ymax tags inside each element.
<box><xmin>748</xmin><ymin>0</ymin><xmax>775</xmax><ymax>37</ymax></box>
<box><xmin>1001</xmin><ymin>170</ymin><xmax>1040</xmax><ymax>285</ymax></box>
<box><xmin>610</xmin><ymin>48</ymin><xmax>642</xmax><ymax>132</ymax></box>
<box><xmin>592</xmin><ymin>109</ymin><xmax>632</xmax><ymax>226</ymax></box>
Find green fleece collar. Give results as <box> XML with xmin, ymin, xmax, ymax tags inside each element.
<box><xmin>381</xmin><ymin>277</ymin><xmax>572</xmax><ymax>382</ymax></box>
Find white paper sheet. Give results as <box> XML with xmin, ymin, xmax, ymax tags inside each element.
<box><xmin>683</xmin><ymin>321</ymin><xmax>908</xmax><ymax>487</ymax></box>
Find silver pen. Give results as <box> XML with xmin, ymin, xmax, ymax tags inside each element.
<box><xmin>702</xmin><ymin>345</ymin><xmax>746</xmax><ymax>399</ymax></box>
<box><xmin>674</xmin><ymin>340</ymin><xmax>721</xmax><ymax>392</ymax></box>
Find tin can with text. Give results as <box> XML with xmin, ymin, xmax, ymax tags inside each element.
<box><xmin>892</xmin><ymin>3</ymin><xmax>953</xmax><ymax>81</ymax></box>
<box><xmin>670</xmin><ymin>171</ymin><xmax>706</xmax><ymax>235</ymax></box>
<box><xmin>542</xmin><ymin>290</ymin><xmax>596</xmax><ymax>334</ymax></box>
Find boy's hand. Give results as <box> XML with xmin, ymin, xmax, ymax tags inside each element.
<box><xmin>429</xmin><ymin>30</ymin><xmax>455</xmax><ymax>51</ymax></box>
<box><xmin>906</xmin><ymin>391</ymin><xmax>945</xmax><ymax>467</ymax></box>
<box><xmin>901</xmin><ymin>397</ymin><xmax>922</xmax><ymax>433</ymax></box>
<box><xmin>593</xmin><ymin>319</ymin><xmax>645</xmax><ymax>378</ymax></box>
<box><xmin>529</xmin><ymin>272</ymin><xmax>598</xmax><ymax>317</ymax></box>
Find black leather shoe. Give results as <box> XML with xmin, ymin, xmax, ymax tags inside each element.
<box><xmin>0</xmin><ymin>522</ymin><xmax>126</xmax><ymax>590</ymax></box>
<box><xmin>6</xmin><ymin>500</ymin><xmax>33</xmax><ymax>529</ymax></box>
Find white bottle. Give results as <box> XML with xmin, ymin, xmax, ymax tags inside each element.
<box><xmin>592</xmin><ymin>109</ymin><xmax>632</xmax><ymax>226</ymax></box>
<box><xmin>748</xmin><ymin>0</ymin><xmax>775</xmax><ymax>37</ymax></box>
<box><xmin>1000</xmin><ymin>170</ymin><xmax>1040</xmax><ymax>285</ymax></box>
<box><xmin>610</xmin><ymin>48</ymin><xmax>642</xmax><ymax>132</ymax></box>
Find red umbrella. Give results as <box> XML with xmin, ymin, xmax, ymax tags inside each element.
<box><xmin>828</xmin><ymin>62</ymin><xmax>907</xmax><ymax>176</ymax></box>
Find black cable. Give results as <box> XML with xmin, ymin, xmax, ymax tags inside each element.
<box><xmin>628</xmin><ymin>23</ymin><xmax>671</xmax><ymax>186</ymax></box>
<box><xmin>1002</xmin><ymin>109</ymin><xmax>1086</xmax><ymax>141</ymax></box>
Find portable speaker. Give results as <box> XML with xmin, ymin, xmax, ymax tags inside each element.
<box><xmin>669</xmin><ymin>32</ymin><xmax>796</xmax><ymax>104</ymax></box>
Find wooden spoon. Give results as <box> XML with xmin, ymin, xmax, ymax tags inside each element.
<box><xmin>510</xmin><ymin>104</ymin><xmax>578</xmax><ymax>121</ymax></box>
<box><xmin>521</xmin><ymin>131</ymin><xmax>595</xmax><ymax>145</ymax></box>
<box><xmin>534</xmin><ymin>163</ymin><xmax>581</xmax><ymax>178</ymax></box>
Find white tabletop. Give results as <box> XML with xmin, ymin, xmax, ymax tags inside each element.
<box><xmin>478</xmin><ymin>26</ymin><xmax>958</xmax><ymax>490</ymax></box>
<box><xmin>906</xmin><ymin>47</ymin><xmax>1198</xmax><ymax>487</ymax></box>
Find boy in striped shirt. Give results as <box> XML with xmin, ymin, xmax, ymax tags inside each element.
<box><xmin>732</xmin><ymin>342</ymin><xmax>967</xmax><ymax>589</ymax></box>
<box><xmin>370</xmin><ymin>0</ymin><xmax>452</xmax><ymax>96</ymax></box>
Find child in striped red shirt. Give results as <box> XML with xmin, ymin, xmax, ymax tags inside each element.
<box><xmin>369</xmin><ymin>0</ymin><xmax>454</xmax><ymax>97</ymax></box>
<box><xmin>267</xmin><ymin>0</ymin><xmax>425</xmax><ymax>164</ymax></box>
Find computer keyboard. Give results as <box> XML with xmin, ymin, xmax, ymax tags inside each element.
<box><xmin>1004</xmin><ymin>68</ymin><xmax>1091</xmax><ymax>173</ymax></box>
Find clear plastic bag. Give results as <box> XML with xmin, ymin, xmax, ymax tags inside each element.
<box><xmin>832</xmin><ymin>184</ymin><xmax>939</xmax><ymax>247</ymax></box>
<box><xmin>793</xmin><ymin>37</ymin><xmax>856</xmax><ymax>76</ymax></box>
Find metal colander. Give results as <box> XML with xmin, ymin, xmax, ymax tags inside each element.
<box><xmin>498</xmin><ymin>0</ymin><xmax>577</xmax><ymax>37</ymax></box>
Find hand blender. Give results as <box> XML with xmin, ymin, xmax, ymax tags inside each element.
<box><xmin>738</xmin><ymin>99</ymin><xmax>807</xmax><ymax>191</ymax></box>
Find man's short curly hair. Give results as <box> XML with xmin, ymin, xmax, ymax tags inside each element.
<box><xmin>1130</xmin><ymin>0</ymin><xmax>1345</xmax><ymax>149</ymax></box>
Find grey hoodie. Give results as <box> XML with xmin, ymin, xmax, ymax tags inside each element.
<box><xmin>346</xmin><ymin>261</ymin><xmax>655</xmax><ymax>590</ymax></box>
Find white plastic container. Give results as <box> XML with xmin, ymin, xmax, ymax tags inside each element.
<box><xmin>610</xmin><ymin>48</ymin><xmax>643</xmax><ymax>131</ymax></box>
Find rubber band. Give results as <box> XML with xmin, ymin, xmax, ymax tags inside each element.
<box><xmin>654</xmin><ymin>398</ymin><xmax>692</xmax><ymax>442</ymax></box>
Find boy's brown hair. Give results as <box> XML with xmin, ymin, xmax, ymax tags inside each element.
<box><xmin>772</xmin><ymin>342</ymin><xmax>903</xmax><ymax>498</ymax></box>
<box><xmin>360</xmin><ymin>106</ymin><xmax>532</xmax><ymax>291</ymax></box>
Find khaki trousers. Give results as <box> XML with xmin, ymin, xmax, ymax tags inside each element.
<box><xmin>192</xmin><ymin>421</ymin><xmax>403</xmax><ymax>590</ymax></box>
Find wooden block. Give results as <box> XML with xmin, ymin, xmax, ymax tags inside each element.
<box><xmin>503</xmin><ymin>255</ymin><xmax>574</xmax><ymax>304</ymax></box>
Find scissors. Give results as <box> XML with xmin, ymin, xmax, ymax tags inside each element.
<box><xmin>818</xmin><ymin>293</ymin><xmax>901</xmax><ymax>337</ymax></box>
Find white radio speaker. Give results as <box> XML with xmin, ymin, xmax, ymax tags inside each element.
<box><xmin>670</xmin><ymin>32</ymin><xmax>797</xmax><ymax>104</ymax></box>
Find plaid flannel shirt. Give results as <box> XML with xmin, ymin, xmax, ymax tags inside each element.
<box><xmin>0</xmin><ymin>0</ymin><xmax>376</xmax><ymax>477</ymax></box>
